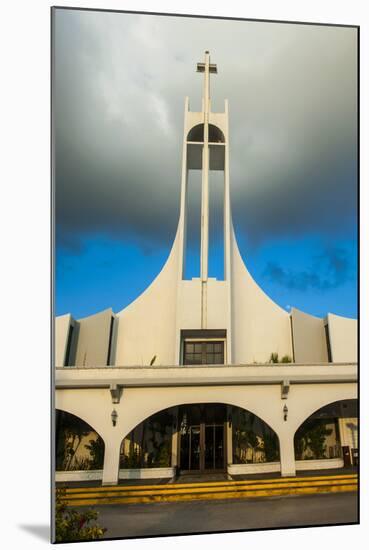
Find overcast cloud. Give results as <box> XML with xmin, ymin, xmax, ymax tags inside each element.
<box><xmin>54</xmin><ymin>10</ymin><xmax>357</xmax><ymax>252</ymax></box>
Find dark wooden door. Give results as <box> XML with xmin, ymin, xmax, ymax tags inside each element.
<box><xmin>180</xmin><ymin>421</ymin><xmax>226</xmax><ymax>472</ymax></box>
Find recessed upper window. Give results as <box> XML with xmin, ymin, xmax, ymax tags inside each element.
<box><xmin>181</xmin><ymin>330</ymin><xmax>226</xmax><ymax>365</ymax></box>
<box><xmin>183</xmin><ymin>341</ymin><xmax>224</xmax><ymax>365</ymax></box>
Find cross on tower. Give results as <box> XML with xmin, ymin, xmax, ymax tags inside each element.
<box><xmin>195</xmin><ymin>52</ymin><xmax>218</xmax><ymax>327</ymax></box>
<box><xmin>196</xmin><ymin>51</ymin><xmax>217</xmax><ymax>111</ymax></box>
<box><xmin>178</xmin><ymin>51</ymin><xmax>228</xmax><ymax>332</ymax></box>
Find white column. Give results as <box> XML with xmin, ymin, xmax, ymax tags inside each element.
<box><xmin>102</xmin><ymin>440</ymin><xmax>121</xmax><ymax>486</ymax></box>
<box><xmin>200</xmin><ymin>144</ymin><xmax>209</xmax><ymax>283</ymax></box>
<box><xmin>279</xmin><ymin>433</ymin><xmax>296</xmax><ymax>477</ymax></box>
<box><xmin>200</xmin><ymin>138</ymin><xmax>209</xmax><ymax>328</ymax></box>
<box><xmin>200</xmin><ymin>52</ymin><xmax>210</xmax><ymax>328</ymax></box>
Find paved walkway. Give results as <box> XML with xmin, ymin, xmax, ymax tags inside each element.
<box><xmin>93</xmin><ymin>492</ymin><xmax>358</xmax><ymax>539</ymax></box>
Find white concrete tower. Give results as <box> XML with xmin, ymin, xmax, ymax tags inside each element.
<box><xmin>112</xmin><ymin>50</ymin><xmax>293</xmax><ymax>367</ymax></box>
<box><xmin>176</xmin><ymin>51</ymin><xmax>232</xmax><ymax>333</ymax></box>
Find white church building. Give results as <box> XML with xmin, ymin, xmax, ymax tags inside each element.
<box><xmin>55</xmin><ymin>52</ymin><xmax>357</xmax><ymax>486</ymax></box>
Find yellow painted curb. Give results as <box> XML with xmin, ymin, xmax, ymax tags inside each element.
<box><xmin>62</xmin><ymin>473</ymin><xmax>357</xmax><ymax>494</ymax></box>
<box><xmin>63</xmin><ymin>477</ymin><xmax>357</xmax><ymax>500</ymax></box>
<box><xmin>58</xmin><ymin>474</ymin><xmax>358</xmax><ymax>507</ymax></box>
<box><xmin>61</xmin><ymin>484</ymin><xmax>357</xmax><ymax>507</ymax></box>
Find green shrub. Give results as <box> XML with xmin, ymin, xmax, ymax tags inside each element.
<box><xmin>55</xmin><ymin>488</ymin><xmax>106</xmax><ymax>542</ymax></box>
<box><xmin>269</xmin><ymin>353</ymin><xmax>292</xmax><ymax>364</ymax></box>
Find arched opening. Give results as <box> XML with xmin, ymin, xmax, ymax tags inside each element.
<box><xmin>120</xmin><ymin>408</ymin><xmax>174</xmax><ymax>469</ymax></box>
<box><xmin>231</xmin><ymin>406</ymin><xmax>280</xmax><ymax>465</ymax></box>
<box><xmin>119</xmin><ymin>403</ymin><xmax>280</xmax><ymax>477</ymax></box>
<box><xmin>294</xmin><ymin>399</ymin><xmax>358</xmax><ymax>468</ymax></box>
<box><xmin>55</xmin><ymin>410</ymin><xmax>105</xmax><ymax>471</ymax></box>
<box><xmin>187</xmin><ymin>124</ymin><xmax>225</xmax><ymax>143</ymax></box>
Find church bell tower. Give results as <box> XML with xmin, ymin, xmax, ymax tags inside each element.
<box><xmin>176</xmin><ymin>51</ymin><xmax>232</xmax><ymax>333</ymax></box>
<box><xmin>116</xmin><ymin>51</ymin><xmax>293</xmax><ymax>368</ymax></box>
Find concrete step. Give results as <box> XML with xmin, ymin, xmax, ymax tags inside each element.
<box><xmin>58</xmin><ymin>473</ymin><xmax>358</xmax><ymax>506</ymax></box>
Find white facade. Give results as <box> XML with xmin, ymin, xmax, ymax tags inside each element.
<box><xmin>55</xmin><ymin>52</ymin><xmax>358</xmax><ymax>486</ymax></box>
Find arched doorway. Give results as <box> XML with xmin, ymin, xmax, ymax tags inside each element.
<box><xmin>55</xmin><ymin>410</ymin><xmax>105</xmax><ymax>472</ymax></box>
<box><xmin>178</xmin><ymin>404</ymin><xmax>227</xmax><ymax>472</ymax></box>
<box><xmin>294</xmin><ymin>399</ymin><xmax>358</xmax><ymax>468</ymax></box>
<box><xmin>119</xmin><ymin>403</ymin><xmax>280</xmax><ymax>476</ymax></box>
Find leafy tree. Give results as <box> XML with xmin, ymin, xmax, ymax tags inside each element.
<box><xmin>55</xmin><ymin>488</ymin><xmax>106</xmax><ymax>542</ymax></box>
<box><xmin>306</xmin><ymin>421</ymin><xmax>333</xmax><ymax>459</ymax></box>
<box><xmin>234</xmin><ymin>411</ymin><xmax>263</xmax><ymax>463</ymax></box>
<box><xmin>147</xmin><ymin>411</ymin><xmax>173</xmax><ymax>467</ymax></box>
<box><xmin>155</xmin><ymin>442</ymin><xmax>172</xmax><ymax>467</ymax></box>
<box><xmin>294</xmin><ymin>433</ymin><xmax>308</xmax><ymax>460</ymax></box>
<box><xmin>84</xmin><ymin>437</ymin><xmax>105</xmax><ymax>470</ymax></box>
<box><xmin>121</xmin><ymin>445</ymin><xmax>141</xmax><ymax>468</ymax></box>
<box><xmin>295</xmin><ymin>419</ymin><xmax>333</xmax><ymax>459</ymax></box>
<box><xmin>263</xmin><ymin>432</ymin><xmax>279</xmax><ymax>462</ymax></box>
<box><xmin>56</xmin><ymin>411</ymin><xmax>91</xmax><ymax>471</ymax></box>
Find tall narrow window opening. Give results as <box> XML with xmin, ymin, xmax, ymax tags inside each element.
<box><xmin>325</xmin><ymin>324</ymin><xmax>332</xmax><ymax>362</ymax></box>
<box><xmin>64</xmin><ymin>323</ymin><xmax>74</xmax><ymax>366</ymax></box>
<box><xmin>183</xmin><ymin>171</ymin><xmax>201</xmax><ymax>279</ymax></box>
<box><xmin>208</xmin><ymin>170</ymin><xmax>224</xmax><ymax>279</ymax></box>
<box><xmin>107</xmin><ymin>316</ymin><xmax>115</xmax><ymax>365</ymax></box>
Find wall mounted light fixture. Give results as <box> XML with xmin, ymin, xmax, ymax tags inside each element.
<box><xmin>111</xmin><ymin>409</ymin><xmax>118</xmax><ymax>427</ymax></box>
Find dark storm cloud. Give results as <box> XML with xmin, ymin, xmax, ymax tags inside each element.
<box><xmin>262</xmin><ymin>246</ymin><xmax>354</xmax><ymax>291</ymax></box>
<box><xmin>54</xmin><ymin>10</ymin><xmax>357</xmax><ymax>251</ymax></box>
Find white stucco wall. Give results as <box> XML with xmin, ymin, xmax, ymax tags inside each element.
<box><xmin>114</xmin><ymin>233</ymin><xmax>180</xmax><ymax>366</ymax></box>
<box><xmin>295</xmin><ymin>459</ymin><xmax>344</xmax><ymax>470</ymax></box>
<box><xmin>55</xmin><ymin>368</ymin><xmax>356</xmax><ymax>484</ymax></box>
<box><xmin>327</xmin><ymin>313</ymin><xmax>357</xmax><ymax>362</ymax></box>
<box><xmin>55</xmin><ymin>367</ymin><xmax>357</xmax><ymax>451</ymax></box>
<box><xmin>119</xmin><ymin>467</ymin><xmax>175</xmax><ymax>480</ymax></box>
<box><xmin>75</xmin><ymin>308</ymin><xmax>113</xmax><ymax>367</ymax></box>
<box><xmin>55</xmin><ymin>468</ymin><xmax>175</xmax><ymax>482</ymax></box>
<box><xmin>291</xmin><ymin>308</ymin><xmax>328</xmax><ymax>363</ymax></box>
<box><xmin>231</xmin><ymin>232</ymin><xmax>293</xmax><ymax>363</ymax></box>
<box><xmin>55</xmin><ymin>313</ymin><xmax>72</xmax><ymax>367</ymax></box>
<box><xmin>177</xmin><ymin>279</ymin><xmax>202</xmax><ymax>329</ymax></box>
<box><xmin>207</xmin><ymin>280</ymin><xmax>228</xmax><ymax>328</ymax></box>
<box><xmin>56</xmin><ymin>470</ymin><xmax>103</xmax><ymax>482</ymax></box>
<box><xmin>228</xmin><ymin>463</ymin><xmax>281</xmax><ymax>475</ymax></box>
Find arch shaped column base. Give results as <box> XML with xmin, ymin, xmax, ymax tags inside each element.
<box><xmin>102</xmin><ymin>441</ymin><xmax>121</xmax><ymax>486</ymax></box>
<box><xmin>279</xmin><ymin>434</ymin><xmax>296</xmax><ymax>478</ymax></box>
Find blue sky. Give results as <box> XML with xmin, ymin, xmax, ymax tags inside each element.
<box><xmin>56</xmin><ymin>231</ymin><xmax>357</xmax><ymax>320</ymax></box>
<box><xmin>54</xmin><ymin>10</ymin><xmax>357</xmax><ymax>320</ymax></box>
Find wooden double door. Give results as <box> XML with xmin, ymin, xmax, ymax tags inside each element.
<box><xmin>178</xmin><ymin>404</ymin><xmax>227</xmax><ymax>473</ymax></box>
